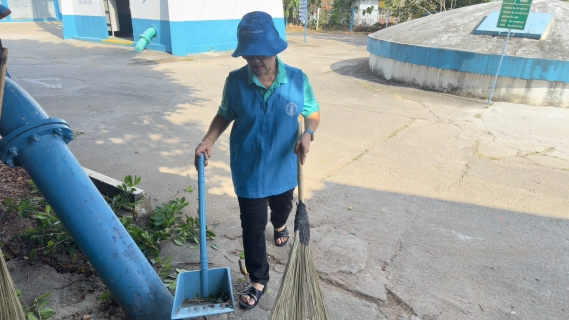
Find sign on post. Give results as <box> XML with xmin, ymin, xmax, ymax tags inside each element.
<box><xmin>497</xmin><ymin>0</ymin><xmax>533</xmax><ymax>30</ymax></box>
<box><xmin>299</xmin><ymin>0</ymin><xmax>308</xmax><ymax>23</ymax></box>
<box><xmin>299</xmin><ymin>0</ymin><xmax>308</xmax><ymax>43</ymax></box>
<box><xmin>488</xmin><ymin>0</ymin><xmax>533</xmax><ymax>105</ymax></box>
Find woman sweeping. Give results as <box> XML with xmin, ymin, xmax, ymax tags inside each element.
<box><xmin>194</xmin><ymin>11</ymin><xmax>320</xmax><ymax>310</ymax></box>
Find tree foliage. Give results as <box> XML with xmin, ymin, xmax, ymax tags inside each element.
<box><xmin>384</xmin><ymin>0</ymin><xmax>491</xmax><ymax>23</ymax></box>
<box><xmin>324</xmin><ymin>0</ymin><xmax>357</xmax><ymax>30</ymax></box>
<box><xmin>283</xmin><ymin>0</ymin><xmax>322</xmax><ymax>25</ymax></box>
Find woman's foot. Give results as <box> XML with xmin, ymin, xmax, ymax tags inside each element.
<box><xmin>274</xmin><ymin>225</ymin><xmax>289</xmax><ymax>247</ymax></box>
<box><xmin>239</xmin><ymin>283</ymin><xmax>266</xmax><ymax>309</ymax></box>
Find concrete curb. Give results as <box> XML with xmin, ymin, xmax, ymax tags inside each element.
<box><xmin>83</xmin><ymin>167</ymin><xmax>152</xmax><ymax>217</ymax></box>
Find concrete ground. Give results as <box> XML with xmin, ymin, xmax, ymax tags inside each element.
<box><xmin>2</xmin><ymin>22</ymin><xmax>569</xmax><ymax>320</ymax></box>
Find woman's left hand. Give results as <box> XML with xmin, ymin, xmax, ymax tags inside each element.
<box><xmin>294</xmin><ymin>133</ymin><xmax>312</xmax><ymax>165</ymax></box>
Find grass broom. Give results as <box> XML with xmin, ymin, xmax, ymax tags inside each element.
<box><xmin>0</xmin><ymin>44</ymin><xmax>25</xmax><ymax>320</ymax></box>
<box><xmin>1</xmin><ymin>248</ymin><xmax>26</xmax><ymax>320</ymax></box>
<box><xmin>269</xmin><ymin>119</ymin><xmax>329</xmax><ymax>320</ymax></box>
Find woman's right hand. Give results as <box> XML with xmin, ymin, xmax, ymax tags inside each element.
<box><xmin>194</xmin><ymin>137</ymin><xmax>214</xmax><ymax>170</ymax></box>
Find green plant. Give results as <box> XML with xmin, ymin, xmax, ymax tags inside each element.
<box><xmin>98</xmin><ymin>292</ymin><xmax>112</xmax><ymax>301</ymax></box>
<box><xmin>121</xmin><ymin>197</ymin><xmax>216</xmax><ymax>258</ymax></box>
<box><xmin>109</xmin><ymin>175</ymin><xmax>142</xmax><ymax>213</ymax></box>
<box><xmin>151</xmin><ymin>256</ymin><xmax>188</xmax><ymax>290</ymax></box>
<box><xmin>12</xmin><ymin>175</ymin><xmax>215</xmax><ymax>272</ymax></box>
<box><xmin>22</xmin><ymin>205</ymin><xmax>79</xmax><ymax>263</ymax></box>
<box><xmin>3</xmin><ymin>197</ymin><xmax>42</xmax><ymax>219</ymax></box>
<box><xmin>18</xmin><ymin>291</ymin><xmax>56</xmax><ymax>320</ymax></box>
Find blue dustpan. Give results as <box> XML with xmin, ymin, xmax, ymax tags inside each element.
<box><xmin>171</xmin><ymin>154</ymin><xmax>236</xmax><ymax>319</ymax></box>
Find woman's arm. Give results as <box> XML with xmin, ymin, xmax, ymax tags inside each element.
<box><xmin>194</xmin><ymin>114</ymin><xmax>231</xmax><ymax>169</ymax></box>
<box><xmin>295</xmin><ymin>110</ymin><xmax>320</xmax><ymax>165</ymax></box>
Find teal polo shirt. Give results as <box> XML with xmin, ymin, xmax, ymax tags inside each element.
<box><xmin>218</xmin><ymin>57</ymin><xmax>319</xmax><ymax>121</ymax></box>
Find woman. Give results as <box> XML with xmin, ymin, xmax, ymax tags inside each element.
<box><xmin>194</xmin><ymin>11</ymin><xmax>320</xmax><ymax>310</ymax></box>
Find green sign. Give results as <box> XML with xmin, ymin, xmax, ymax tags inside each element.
<box><xmin>497</xmin><ymin>0</ymin><xmax>533</xmax><ymax>30</ymax></box>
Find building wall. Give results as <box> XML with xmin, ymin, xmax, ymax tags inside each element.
<box><xmin>61</xmin><ymin>0</ymin><xmax>285</xmax><ymax>56</ymax></box>
<box><xmin>354</xmin><ymin>0</ymin><xmax>380</xmax><ymax>26</ymax></box>
<box><xmin>367</xmin><ymin>38</ymin><xmax>569</xmax><ymax>107</ymax></box>
<box><xmin>168</xmin><ymin>0</ymin><xmax>286</xmax><ymax>56</ymax></box>
<box><xmin>0</xmin><ymin>0</ymin><xmax>60</xmax><ymax>21</ymax></box>
<box><xmin>62</xmin><ymin>0</ymin><xmax>107</xmax><ymax>39</ymax></box>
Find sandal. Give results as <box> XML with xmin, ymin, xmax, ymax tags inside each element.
<box><xmin>238</xmin><ymin>285</ymin><xmax>266</xmax><ymax>310</ymax></box>
<box><xmin>274</xmin><ymin>225</ymin><xmax>289</xmax><ymax>247</ymax></box>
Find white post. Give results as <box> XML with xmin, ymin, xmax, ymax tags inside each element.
<box><xmin>317</xmin><ymin>7</ymin><xmax>320</xmax><ymax>31</ymax></box>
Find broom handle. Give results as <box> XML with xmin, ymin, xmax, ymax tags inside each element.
<box><xmin>0</xmin><ymin>47</ymin><xmax>8</xmax><ymax>121</ymax></box>
<box><xmin>297</xmin><ymin>117</ymin><xmax>304</xmax><ymax>203</ymax></box>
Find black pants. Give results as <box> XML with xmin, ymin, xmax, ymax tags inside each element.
<box><xmin>237</xmin><ymin>189</ymin><xmax>294</xmax><ymax>286</ymax></box>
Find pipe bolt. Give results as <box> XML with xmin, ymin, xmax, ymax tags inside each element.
<box><xmin>54</xmin><ymin>128</ymin><xmax>63</xmax><ymax>136</ymax></box>
<box><xmin>8</xmin><ymin>147</ymin><xmax>18</xmax><ymax>157</ymax></box>
<box><xmin>5</xmin><ymin>159</ymin><xmax>15</xmax><ymax>168</ymax></box>
<box><xmin>30</xmin><ymin>134</ymin><xmax>40</xmax><ymax>142</ymax></box>
<box><xmin>65</xmin><ymin>132</ymin><xmax>74</xmax><ymax>141</ymax></box>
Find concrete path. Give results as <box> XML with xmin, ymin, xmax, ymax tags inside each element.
<box><xmin>2</xmin><ymin>22</ymin><xmax>568</xmax><ymax>320</ymax></box>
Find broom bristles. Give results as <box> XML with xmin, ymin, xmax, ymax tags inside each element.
<box><xmin>0</xmin><ymin>248</ymin><xmax>26</xmax><ymax>320</ymax></box>
<box><xmin>269</xmin><ymin>230</ymin><xmax>329</xmax><ymax>320</ymax></box>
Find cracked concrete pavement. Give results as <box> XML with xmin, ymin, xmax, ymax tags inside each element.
<box><xmin>1</xmin><ymin>22</ymin><xmax>568</xmax><ymax>319</ymax></box>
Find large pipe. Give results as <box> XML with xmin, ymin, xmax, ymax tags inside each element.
<box><xmin>134</xmin><ymin>26</ymin><xmax>157</xmax><ymax>53</ymax></box>
<box><xmin>0</xmin><ymin>78</ymin><xmax>173</xmax><ymax>319</ymax></box>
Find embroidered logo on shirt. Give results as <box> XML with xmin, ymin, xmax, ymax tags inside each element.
<box><xmin>241</xmin><ymin>30</ymin><xmax>264</xmax><ymax>35</ymax></box>
<box><xmin>285</xmin><ymin>102</ymin><xmax>298</xmax><ymax>116</ymax></box>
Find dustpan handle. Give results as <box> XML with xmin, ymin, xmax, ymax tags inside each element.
<box><xmin>198</xmin><ymin>153</ymin><xmax>209</xmax><ymax>296</ymax></box>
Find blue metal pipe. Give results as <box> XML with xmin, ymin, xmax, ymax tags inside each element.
<box><xmin>0</xmin><ymin>78</ymin><xmax>173</xmax><ymax>319</ymax></box>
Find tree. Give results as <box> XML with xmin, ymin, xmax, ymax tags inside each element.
<box><xmin>283</xmin><ymin>0</ymin><xmax>322</xmax><ymax>26</ymax></box>
<box><xmin>283</xmin><ymin>0</ymin><xmax>300</xmax><ymax>25</ymax></box>
<box><xmin>385</xmin><ymin>0</ymin><xmax>490</xmax><ymax>23</ymax></box>
<box><xmin>324</xmin><ymin>0</ymin><xmax>357</xmax><ymax>30</ymax></box>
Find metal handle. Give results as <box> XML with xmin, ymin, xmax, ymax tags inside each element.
<box><xmin>297</xmin><ymin>118</ymin><xmax>304</xmax><ymax>202</ymax></box>
<box><xmin>198</xmin><ymin>153</ymin><xmax>209</xmax><ymax>296</ymax></box>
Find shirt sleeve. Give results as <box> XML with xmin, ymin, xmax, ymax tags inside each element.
<box><xmin>301</xmin><ymin>73</ymin><xmax>320</xmax><ymax>118</ymax></box>
<box><xmin>216</xmin><ymin>77</ymin><xmax>237</xmax><ymax>122</ymax></box>
<box><xmin>0</xmin><ymin>5</ymin><xmax>8</xmax><ymax>14</ymax></box>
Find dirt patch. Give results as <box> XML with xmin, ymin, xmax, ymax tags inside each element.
<box><xmin>0</xmin><ymin>164</ymin><xmax>96</xmax><ymax>275</ymax></box>
<box><xmin>0</xmin><ymin>164</ymin><xmax>36</xmax><ymax>256</ymax></box>
<box><xmin>0</xmin><ymin>164</ymin><xmax>127</xmax><ymax>319</ymax></box>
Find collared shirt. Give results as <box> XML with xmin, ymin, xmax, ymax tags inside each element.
<box><xmin>218</xmin><ymin>57</ymin><xmax>319</xmax><ymax>121</ymax></box>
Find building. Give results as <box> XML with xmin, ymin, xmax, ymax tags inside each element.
<box><xmin>367</xmin><ymin>0</ymin><xmax>569</xmax><ymax>107</ymax></box>
<box><xmin>0</xmin><ymin>0</ymin><xmax>61</xmax><ymax>21</ymax></box>
<box><xmin>2</xmin><ymin>0</ymin><xmax>285</xmax><ymax>57</ymax></box>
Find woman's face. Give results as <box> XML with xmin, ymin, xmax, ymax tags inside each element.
<box><xmin>244</xmin><ymin>55</ymin><xmax>277</xmax><ymax>77</ymax></box>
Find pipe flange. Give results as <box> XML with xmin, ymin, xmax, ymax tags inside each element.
<box><xmin>0</xmin><ymin>118</ymin><xmax>72</xmax><ymax>168</ymax></box>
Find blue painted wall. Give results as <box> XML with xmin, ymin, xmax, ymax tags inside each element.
<box><xmin>170</xmin><ymin>18</ymin><xmax>286</xmax><ymax>56</ymax></box>
<box><xmin>132</xmin><ymin>18</ymin><xmax>171</xmax><ymax>53</ymax></box>
<box><xmin>62</xmin><ymin>15</ymin><xmax>107</xmax><ymax>40</ymax></box>
<box><xmin>367</xmin><ymin>38</ymin><xmax>569</xmax><ymax>83</ymax></box>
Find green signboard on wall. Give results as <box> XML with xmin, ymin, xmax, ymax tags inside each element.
<box><xmin>497</xmin><ymin>0</ymin><xmax>533</xmax><ymax>30</ymax></box>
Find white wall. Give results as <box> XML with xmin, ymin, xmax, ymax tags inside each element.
<box><xmin>61</xmin><ymin>0</ymin><xmax>104</xmax><ymax>16</ymax></box>
<box><xmin>356</xmin><ymin>0</ymin><xmax>379</xmax><ymax>10</ymax></box>
<box><xmin>168</xmin><ymin>0</ymin><xmax>284</xmax><ymax>22</ymax></box>
<box><xmin>130</xmin><ymin>0</ymin><xmax>169</xmax><ymax>21</ymax></box>
<box><xmin>369</xmin><ymin>54</ymin><xmax>569</xmax><ymax>107</ymax></box>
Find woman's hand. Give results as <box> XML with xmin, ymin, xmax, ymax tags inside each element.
<box><xmin>294</xmin><ymin>132</ymin><xmax>312</xmax><ymax>165</ymax></box>
<box><xmin>194</xmin><ymin>137</ymin><xmax>214</xmax><ymax>170</ymax></box>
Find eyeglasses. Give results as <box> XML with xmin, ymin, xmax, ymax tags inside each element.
<box><xmin>243</xmin><ymin>55</ymin><xmax>269</xmax><ymax>61</ymax></box>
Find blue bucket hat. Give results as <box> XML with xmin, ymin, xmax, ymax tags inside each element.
<box><xmin>231</xmin><ymin>11</ymin><xmax>288</xmax><ymax>58</ymax></box>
